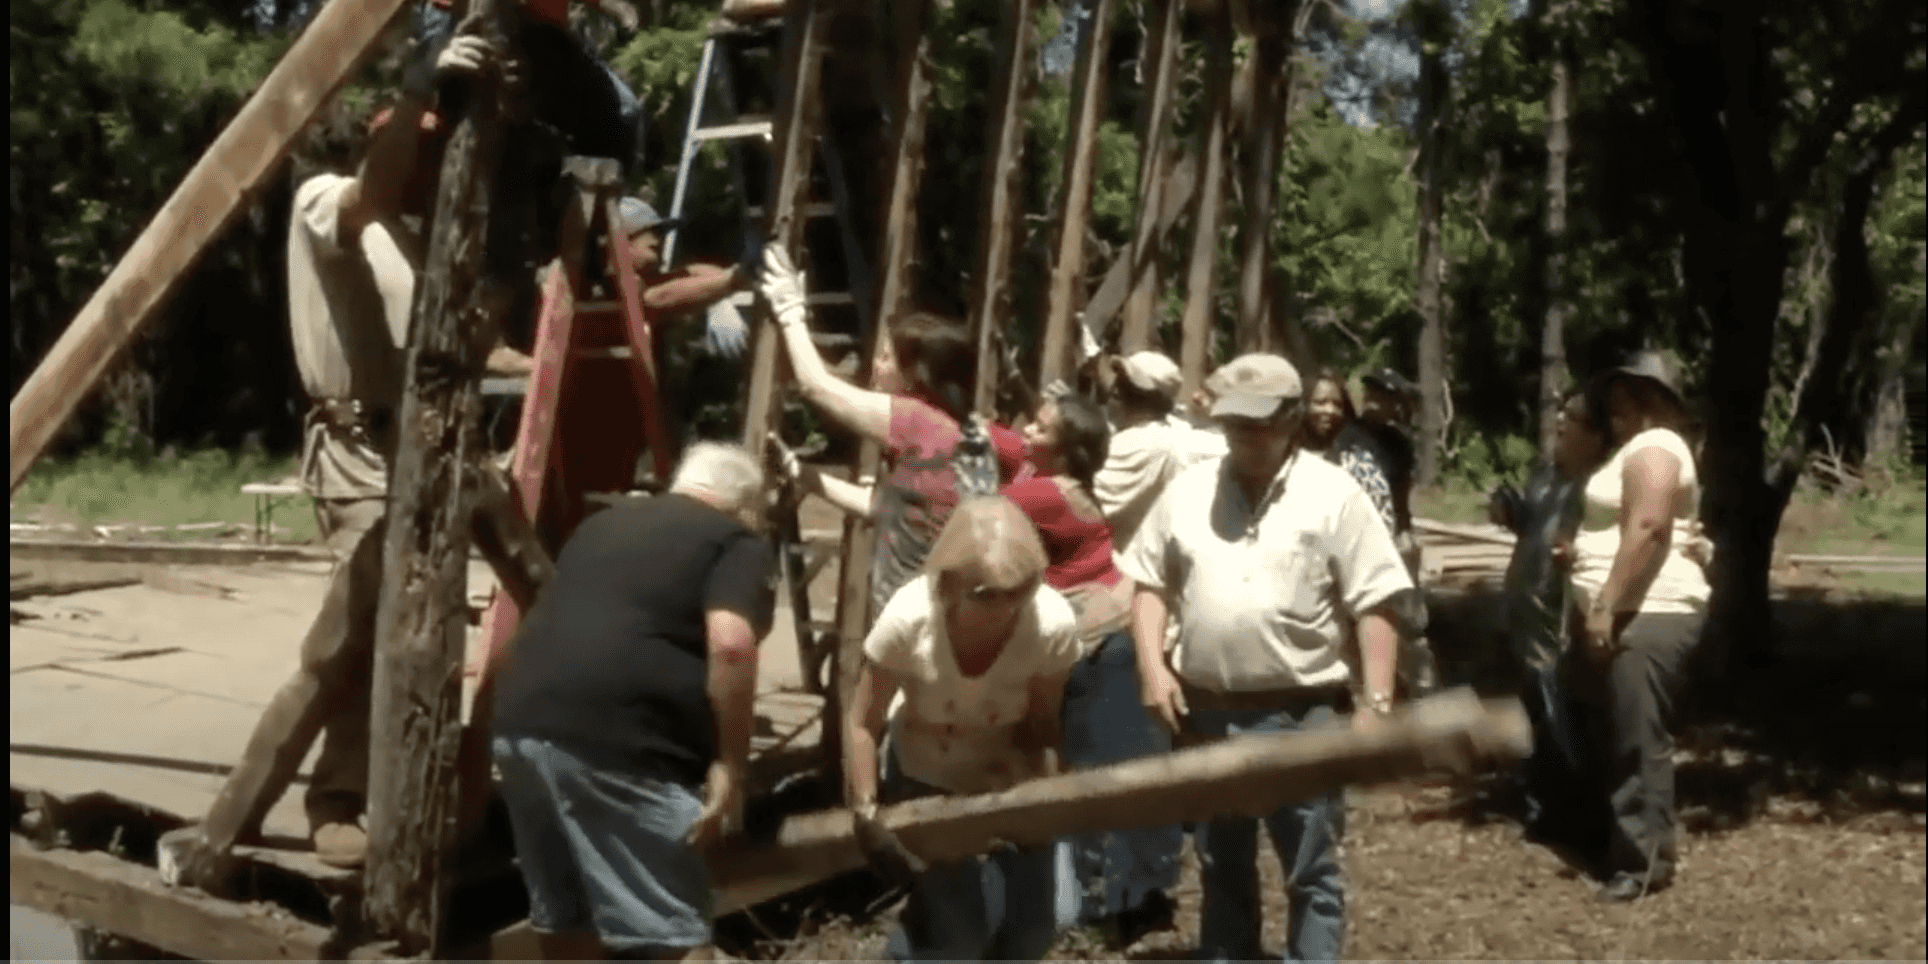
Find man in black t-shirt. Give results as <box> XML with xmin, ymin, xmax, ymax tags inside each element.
<box><xmin>489</xmin><ymin>442</ymin><xmax>777</xmax><ymax>962</ymax></box>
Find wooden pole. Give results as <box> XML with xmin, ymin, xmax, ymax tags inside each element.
<box><xmin>8</xmin><ymin>0</ymin><xmax>412</xmax><ymax>494</ymax></box>
<box><xmin>361</xmin><ymin>0</ymin><xmax>518</xmax><ymax>951</ymax></box>
<box><xmin>969</xmin><ymin>0</ymin><xmax>1039</xmax><ymax>417</ymax></box>
<box><xmin>1119</xmin><ymin>0</ymin><xmax>1182</xmax><ymax>354</ymax></box>
<box><xmin>707</xmin><ymin>691</ymin><xmax>1531</xmax><ymax>915</ymax></box>
<box><xmin>1038</xmin><ymin>0</ymin><xmax>1116</xmax><ymax>389</ymax></box>
<box><xmin>1178</xmin><ymin>5</ymin><xmax>1235</xmax><ymax>396</ymax></box>
<box><xmin>829</xmin><ymin>0</ymin><xmax>936</xmax><ymax>782</ymax></box>
<box><xmin>740</xmin><ymin>0</ymin><xmax>828</xmax><ymax>466</ymax></box>
<box><xmin>1233</xmin><ymin>28</ymin><xmax>1289</xmax><ymax>353</ymax></box>
<box><xmin>1080</xmin><ymin>148</ymin><xmax>1196</xmax><ymax>349</ymax></box>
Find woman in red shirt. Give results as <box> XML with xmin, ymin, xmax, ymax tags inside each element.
<box><xmin>1005</xmin><ymin>392</ymin><xmax>1182</xmax><ymax>945</ymax></box>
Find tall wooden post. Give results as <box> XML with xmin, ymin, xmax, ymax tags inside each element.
<box><xmin>830</xmin><ymin>0</ymin><xmax>935</xmax><ymax>783</ymax></box>
<box><xmin>1234</xmin><ymin>21</ymin><xmax>1290</xmax><ymax>354</ymax></box>
<box><xmin>1539</xmin><ymin>52</ymin><xmax>1571</xmax><ymax>464</ymax></box>
<box><xmin>1038</xmin><ymin>0</ymin><xmax>1116</xmax><ymax>389</ymax></box>
<box><xmin>1178</xmin><ymin>6</ymin><xmax>1234</xmax><ymax>397</ymax></box>
<box><xmin>969</xmin><ymin>0</ymin><xmax>1039</xmax><ymax>416</ymax></box>
<box><xmin>741</xmin><ymin>0</ymin><xmax>828</xmax><ymax>465</ymax></box>
<box><xmin>362</xmin><ymin>0</ymin><xmax>518</xmax><ymax>953</ymax></box>
<box><xmin>8</xmin><ymin>0</ymin><xmax>412</xmax><ymax>494</ymax></box>
<box><xmin>1119</xmin><ymin>0</ymin><xmax>1182</xmax><ymax>354</ymax></box>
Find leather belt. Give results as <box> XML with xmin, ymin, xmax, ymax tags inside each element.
<box><xmin>311</xmin><ymin>398</ymin><xmax>394</xmax><ymax>435</ymax></box>
<box><xmin>1179</xmin><ymin>682</ymin><xmax>1351</xmax><ymax>714</ymax></box>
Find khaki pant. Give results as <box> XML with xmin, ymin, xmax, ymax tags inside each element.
<box><xmin>304</xmin><ymin>497</ymin><xmax>387</xmax><ymax>827</ymax></box>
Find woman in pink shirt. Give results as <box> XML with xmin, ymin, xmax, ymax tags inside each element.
<box><xmin>759</xmin><ymin>246</ymin><xmax>1024</xmax><ymax>617</ymax></box>
<box><xmin>1006</xmin><ymin>392</ymin><xmax>1182</xmax><ymax>945</ymax></box>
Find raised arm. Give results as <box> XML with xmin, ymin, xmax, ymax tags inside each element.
<box><xmin>337</xmin><ymin>36</ymin><xmax>493</xmax><ymax>238</ymax></box>
<box><xmin>760</xmin><ymin>244</ymin><xmax>892</xmax><ymax>443</ymax></box>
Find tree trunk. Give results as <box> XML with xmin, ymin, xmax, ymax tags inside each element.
<box><xmin>968</xmin><ymin>0</ymin><xmax>1037</xmax><ymax>416</ymax></box>
<box><xmin>1178</xmin><ymin>6</ymin><xmax>1234</xmax><ymax>398</ymax></box>
<box><xmin>1865</xmin><ymin>311</ymin><xmax>1920</xmax><ymax>475</ymax></box>
<box><xmin>1120</xmin><ymin>0</ymin><xmax>1181</xmax><ymax>354</ymax></box>
<box><xmin>1538</xmin><ymin>54</ymin><xmax>1570</xmax><ymax>463</ymax></box>
<box><xmin>1412</xmin><ymin>0</ymin><xmax>1449</xmax><ymax>486</ymax></box>
<box><xmin>1234</xmin><ymin>28</ymin><xmax>1290</xmax><ymax>355</ymax></box>
<box><xmin>362</xmin><ymin>0</ymin><xmax>519</xmax><ymax>952</ymax></box>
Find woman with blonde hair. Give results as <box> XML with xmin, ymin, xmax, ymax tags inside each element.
<box><xmin>843</xmin><ymin>496</ymin><xmax>1083</xmax><ymax>961</ymax></box>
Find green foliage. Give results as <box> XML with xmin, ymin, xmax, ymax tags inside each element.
<box><xmin>70</xmin><ymin>0</ymin><xmax>281</xmax><ymax>102</ymax></box>
<box><xmin>11</xmin><ymin>445</ymin><xmax>318</xmax><ymax>544</ymax></box>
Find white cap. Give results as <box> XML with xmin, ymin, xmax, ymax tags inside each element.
<box><xmin>1115</xmin><ymin>351</ymin><xmax>1183</xmax><ymax>399</ymax></box>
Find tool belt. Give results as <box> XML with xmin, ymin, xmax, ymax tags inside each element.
<box><xmin>311</xmin><ymin>398</ymin><xmax>394</xmax><ymax>434</ymax></box>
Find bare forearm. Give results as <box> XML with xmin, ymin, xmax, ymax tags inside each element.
<box><xmin>812</xmin><ymin>472</ymin><xmax>875</xmax><ymax>519</ymax></box>
<box><xmin>644</xmin><ymin>267</ymin><xmax>741</xmax><ymax>312</ymax></box>
<box><xmin>708</xmin><ymin>652</ymin><xmax>758</xmax><ymax>769</ymax></box>
<box><xmin>843</xmin><ymin>722</ymin><xmax>881</xmax><ymax>806</ymax></box>
<box><xmin>1357</xmin><ymin>609</ymin><xmax>1399</xmax><ymax>704</ymax></box>
<box><xmin>354</xmin><ymin>92</ymin><xmax>429</xmax><ymax>217</ymax></box>
<box><xmin>1130</xmin><ymin>588</ymin><xmax>1170</xmax><ymax>680</ymax></box>
<box><xmin>1596</xmin><ymin>517</ymin><xmax>1671</xmax><ymax>614</ymax></box>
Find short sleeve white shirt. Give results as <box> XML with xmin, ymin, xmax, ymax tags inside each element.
<box><xmin>1570</xmin><ymin>428</ymin><xmax>1709</xmax><ymax>613</ymax></box>
<box><xmin>864</xmin><ymin>575</ymin><xmax>1083</xmax><ymax>794</ymax></box>
<box><xmin>1117</xmin><ymin>450</ymin><xmax>1415</xmax><ymax>693</ymax></box>
<box><xmin>286</xmin><ymin>174</ymin><xmax>421</xmax><ymax>500</ymax></box>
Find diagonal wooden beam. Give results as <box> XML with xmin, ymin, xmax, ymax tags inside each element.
<box><xmin>8</xmin><ymin>0</ymin><xmax>414</xmax><ymax>494</ymax></box>
<box><xmin>969</xmin><ymin>0</ymin><xmax>1039</xmax><ymax>417</ymax></box>
<box><xmin>1039</xmin><ymin>0</ymin><xmax>1117</xmax><ymax>389</ymax></box>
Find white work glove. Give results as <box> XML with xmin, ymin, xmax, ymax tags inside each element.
<box><xmin>405</xmin><ymin>34</ymin><xmax>496</xmax><ymax>95</ymax></box>
<box><xmin>766</xmin><ymin>432</ymin><xmax>803</xmax><ymax>482</ymax></box>
<box><xmin>704</xmin><ymin>299</ymin><xmax>750</xmax><ymax>359</ymax></box>
<box><xmin>758</xmin><ymin>243</ymin><xmax>808</xmax><ymax>328</ymax></box>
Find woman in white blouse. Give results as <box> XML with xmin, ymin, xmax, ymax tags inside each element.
<box><xmin>1562</xmin><ymin>351</ymin><xmax>1708</xmax><ymax>903</ymax></box>
<box><xmin>843</xmin><ymin>496</ymin><xmax>1083</xmax><ymax>961</ymax></box>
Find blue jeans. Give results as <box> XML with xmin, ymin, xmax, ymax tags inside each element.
<box><xmin>1054</xmin><ymin>631</ymin><xmax>1183</xmax><ymax>925</ymax></box>
<box><xmin>1186</xmin><ymin>701</ymin><xmax>1347</xmax><ymax>964</ymax></box>
<box><xmin>491</xmin><ymin>734</ymin><xmax>712</xmax><ymax>956</ymax></box>
<box><xmin>880</xmin><ymin>750</ymin><xmax>1058</xmax><ymax>962</ymax></box>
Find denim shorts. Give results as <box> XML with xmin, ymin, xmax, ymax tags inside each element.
<box><xmin>491</xmin><ymin>733</ymin><xmax>711</xmax><ymax>955</ymax></box>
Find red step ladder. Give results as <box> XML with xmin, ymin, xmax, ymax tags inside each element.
<box><xmin>472</xmin><ymin>157</ymin><xmax>673</xmax><ymax>677</ymax></box>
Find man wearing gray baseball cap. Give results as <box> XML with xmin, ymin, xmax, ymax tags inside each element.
<box><xmin>1118</xmin><ymin>352</ymin><xmax>1419</xmax><ymax>963</ymax></box>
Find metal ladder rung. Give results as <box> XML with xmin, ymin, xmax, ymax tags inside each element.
<box><xmin>692</xmin><ymin>118</ymin><xmax>774</xmax><ymax>143</ymax></box>
<box><xmin>745</xmin><ymin>202</ymin><xmax>837</xmax><ymax>220</ymax></box>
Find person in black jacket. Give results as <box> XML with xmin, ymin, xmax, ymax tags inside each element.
<box><xmin>1490</xmin><ymin>393</ymin><xmax>1609</xmax><ymax>859</ymax></box>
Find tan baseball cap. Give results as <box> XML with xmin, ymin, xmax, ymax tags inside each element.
<box><xmin>1114</xmin><ymin>351</ymin><xmax>1183</xmax><ymax>399</ymax></box>
<box><xmin>1208</xmin><ymin>353</ymin><xmax>1303</xmax><ymax>420</ymax></box>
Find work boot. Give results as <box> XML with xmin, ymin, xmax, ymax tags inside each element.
<box><xmin>312</xmin><ymin>821</ymin><xmax>368</xmax><ymax>869</ymax></box>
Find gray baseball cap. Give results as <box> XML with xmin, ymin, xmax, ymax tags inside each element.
<box><xmin>617</xmin><ymin>197</ymin><xmax>681</xmax><ymax>236</ymax></box>
<box><xmin>1209</xmin><ymin>353</ymin><xmax>1304</xmax><ymax>420</ymax></box>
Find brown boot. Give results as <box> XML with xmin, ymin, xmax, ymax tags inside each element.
<box><xmin>312</xmin><ymin>821</ymin><xmax>368</xmax><ymax>868</ymax></box>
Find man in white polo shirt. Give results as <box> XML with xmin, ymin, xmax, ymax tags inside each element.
<box><xmin>1118</xmin><ymin>353</ymin><xmax>1416</xmax><ymax>964</ymax></box>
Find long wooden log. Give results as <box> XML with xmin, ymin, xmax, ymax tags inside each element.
<box><xmin>8</xmin><ymin>0</ymin><xmax>411</xmax><ymax>494</ymax></box>
<box><xmin>968</xmin><ymin>0</ymin><xmax>1038</xmax><ymax>416</ymax></box>
<box><xmin>1119</xmin><ymin>0</ymin><xmax>1183</xmax><ymax>354</ymax></box>
<box><xmin>10</xmin><ymin>835</ymin><xmax>348</xmax><ymax>962</ymax></box>
<box><xmin>707</xmin><ymin>691</ymin><xmax>1530</xmax><ymax>915</ymax></box>
<box><xmin>1081</xmin><ymin>147</ymin><xmax>1196</xmax><ymax>348</ymax></box>
<box><xmin>362</xmin><ymin>0</ymin><xmax>519</xmax><ymax>952</ymax></box>
<box><xmin>1038</xmin><ymin>0</ymin><xmax>1116</xmax><ymax>388</ymax></box>
<box><xmin>1177</xmin><ymin>6</ymin><xmax>1235</xmax><ymax>395</ymax></box>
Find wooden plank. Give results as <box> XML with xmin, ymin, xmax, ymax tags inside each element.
<box><xmin>1412</xmin><ymin>517</ymin><xmax>1517</xmax><ymax>546</ymax></box>
<box><xmin>8</xmin><ymin>0</ymin><xmax>413</xmax><ymax>494</ymax></box>
<box><xmin>8</xmin><ymin>539</ymin><xmax>337</xmax><ymax>567</ymax></box>
<box><xmin>1233</xmin><ymin>31</ymin><xmax>1288</xmax><ymax>353</ymax></box>
<box><xmin>1038</xmin><ymin>0</ymin><xmax>1117</xmax><ymax>388</ymax></box>
<box><xmin>361</xmin><ymin>0</ymin><xmax>519</xmax><ymax>952</ymax></box>
<box><xmin>968</xmin><ymin>0</ymin><xmax>1039</xmax><ymax>416</ymax></box>
<box><xmin>1178</xmin><ymin>5</ymin><xmax>1235</xmax><ymax>395</ymax></box>
<box><xmin>1080</xmin><ymin>147</ymin><xmax>1196</xmax><ymax>347</ymax></box>
<box><xmin>467</xmin><ymin>459</ymin><xmax>556</xmax><ymax>612</ymax></box>
<box><xmin>706</xmin><ymin>691</ymin><xmax>1530</xmax><ymax>915</ymax></box>
<box><xmin>828</xmin><ymin>0</ymin><xmax>936</xmax><ymax>778</ymax></box>
<box><xmin>10</xmin><ymin>834</ymin><xmax>340</xmax><ymax>962</ymax></box>
<box><xmin>741</xmin><ymin>0</ymin><xmax>829</xmax><ymax>466</ymax></box>
<box><xmin>1120</xmin><ymin>0</ymin><xmax>1183</xmax><ymax>354</ymax></box>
